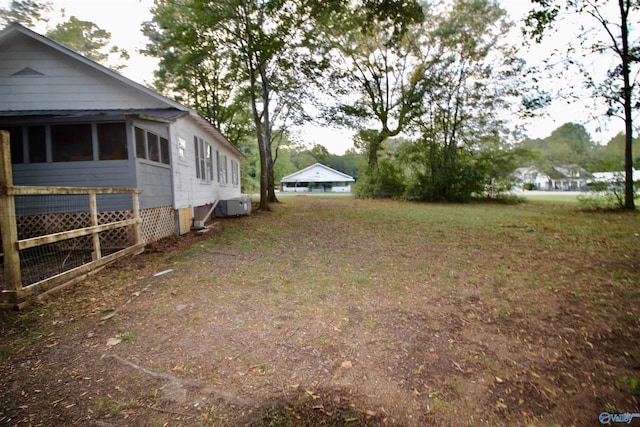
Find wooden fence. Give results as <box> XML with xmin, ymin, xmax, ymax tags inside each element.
<box><xmin>1</xmin><ymin>131</ymin><xmax>144</xmax><ymax>309</ymax></box>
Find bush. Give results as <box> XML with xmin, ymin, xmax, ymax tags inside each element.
<box><xmin>354</xmin><ymin>159</ymin><xmax>406</xmax><ymax>198</ymax></box>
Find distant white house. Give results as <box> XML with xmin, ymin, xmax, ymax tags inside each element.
<box><xmin>512</xmin><ymin>164</ymin><xmax>592</xmax><ymax>191</ymax></box>
<box><xmin>592</xmin><ymin>169</ymin><xmax>639</xmax><ymax>184</ymax></box>
<box><xmin>280</xmin><ymin>163</ymin><xmax>355</xmax><ymax>192</ymax></box>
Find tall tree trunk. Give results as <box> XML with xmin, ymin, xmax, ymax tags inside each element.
<box><xmin>620</xmin><ymin>0</ymin><xmax>635</xmax><ymax>210</ymax></box>
<box><xmin>258</xmin><ymin>63</ymin><xmax>278</xmax><ymax>204</ymax></box>
<box><xmin>248</xmin><ymin>64</ymin><xmax>270</xmax><ymax>211</ymax></box>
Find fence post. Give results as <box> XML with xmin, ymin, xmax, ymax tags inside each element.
<box><xmin>132</xmin><ymin>191</ymin><xmax>142</xmax><ymax>245</ymax></box>
<box><xmin>0</xmin><ymin>130</ymin><xmax>23</xmax><ymax>304</ymax></box>
<box><xmin>89</xmin><ymin>191</ymin><xmax>101</xmax><ymax>260</ymax></box>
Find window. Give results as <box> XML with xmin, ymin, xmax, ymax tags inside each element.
<box><xmin>194</xmin><ymin>137</ymin><xmax>213</xmax><ymax>181</ymax></box>
<box><xmin>7</xmin><ymin>122</ymin><xmax>132</xmax><ymax>164</ymax></box>
<box><xmin>135</xmin><ymin>126</ymin><xmax>169</xmax><ymax>165</ymax></box>
<box><xmin>177</xmin><ymin>136</ymin><xmax>186</xmax><ymax>160</ymax></box>
<box><xmin>98</xmin><ymin>123</ymin><xmax>128</xmax><ymax>160</ymax></box>
<box><xmin>147</xmin><ymin>133</ymin><xmax>159</xmax><ymax>162</ymax></box>
<box><xmin>135</xmin><ymin>127</ymin><xmax>146</xmax><ymax>159</ymax></box>
<box><xmin>194</xmin><ymin>136</ymin><xmax>201</xmax><ymax>178</ymax></box>
<box><xmin>193</xmin><ymin>136</ymin><xmax>209</xmax><ymax>181</ymax></box>
<box><xmin>206</xmin><ymin>144</ymin><xmax>213</xmax><ymax>181</ymax></box>
<box><xmin>217</xmin><ymin>151</ymin><xmax>228</xmax><ymax>184</ymax></box>
<box><xmin>51</xmin><ymin>124</ymin><xmax>92</xmax><ymax>162</ymax></box>
<box><xmin>160</xmin><ymin>137</ymin><xmax>170</xmax><ymax>165</ymax></box>
<box><xmin>198</xmin><ymin>138</ymin><xmax>205</xmax><ymax>180</ymax></box>
<box><xmin>231</xmin><ymin>160</ymin><xmax>239</xmax><ymax>186</ymax></box>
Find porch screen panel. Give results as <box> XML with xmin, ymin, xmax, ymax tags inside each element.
<box><xmin>51</xmin><ymin>124</ymin><xmax>92</xmax><ymax>162</ymax></box>
<box><xmin>28</xmin><ymin>126</ymin><xmax>46</xmax><ymax>163</ymax></box>
<box><xmin>135</xmin><ymin>127</ymin><xmax>146</xmax><ymax>159</ymax></box>
<box><xmin>98</xmin><ymin>123</ymin><xmax>128</xmax><ymax>160</ymax></box>
<box><xmin>148</xmin><ymin>133</ymin><xmax>160</xmax><ymax>162</ymax></box>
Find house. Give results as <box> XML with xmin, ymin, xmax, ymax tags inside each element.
<box><xmin>512</xmin><ymin>164</ymin><xmax>592</xmax><ymax>191</ymax></box>
<box><xmin>591</xmin><ymin>169</ymin><xmax>639</xmax><ymax>185</ymax></box>
<box><xmin>280</xmin><ymin>163</ymin><xmax>355</xmax><ymax>192</ymax></box>
<box><xmin>0</xmin><ymin>23</ymin><xmax>247</xmax><ymax>243</ymax></box>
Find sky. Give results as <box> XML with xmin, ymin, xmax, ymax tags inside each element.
<box><xmin>1</xmin><ymin>0</ymin><xmax>626</xmax><ymax>154</ymax></box>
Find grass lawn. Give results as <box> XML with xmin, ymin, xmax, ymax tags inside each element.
<box><xmin>519</xmin><ymin>193</ymin><xmax>582</xmax><ymax>203</ymax></box>
<box><xmin>1</xmin><ymin>196</ymin><xmax>639</xmax><ymax>426</ymax></box>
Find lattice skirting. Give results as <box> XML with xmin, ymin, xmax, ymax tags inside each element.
<box><xmin>2</xmin><ymin>207</ymin><xmax>177</xmax><ymax>251</ymax></box>
<box><xmin>16</xmin><ymin>210</ymin><xmax>136</xmax><ymax>249</ymax></box>
<box><xmin>140</xmin><ymin>206</ymin><xmax>176</xmax><ymax>244</ymax></box>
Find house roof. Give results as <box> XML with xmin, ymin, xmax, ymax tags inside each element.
<box><xmin>281</xmin><ymin>163</ymin><xmax>355</xmax><ymax>183</ymax></box>
<box><xmin>0</xmin><ymin>109</ymin><xmax>188</xmax><ymax>121</ymax></box>
<box><xmin>0</xmin><ymin>23</ymin><xmax>244</xmax><ymax>158</ymax></box>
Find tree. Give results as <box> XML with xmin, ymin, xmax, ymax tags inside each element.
<box><xmin>46</xmin><ymin>16</ymin><xmax>129</xmax><ymax>70</ymax></box>
<box><xmin>401</xmin><ymin>0</ymin><xmax>521</xmax><ymax>201</ymax></box>
<box><xmin>525</xmin><ymin>0</ymin><xmax>638</xmax><ymax>209</ymax></box>
<box><xmin>145</xmin><ymin>0</ymin><xmax>329</xmax><ymax>211</ymax></box>
<box><xmin>591</xmin><ymin>131</ymin><xmax>640</xmax><ymax>171</ymax></box>
<box><xmin>0</xmin><ymin>0</ymin><xmax>51</xmax><ymax>27</ymax></box>
<box><xmin>142</xmin><ymin>2</ymin><xmax>254</xmax><ymax>150</ymax></box>
<box><xmin>319</xmin><ymin>0</ymin><xmax>426</xmax><ymax>197</ymax></box>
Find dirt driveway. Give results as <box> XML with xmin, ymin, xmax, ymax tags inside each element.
<box><xmin>1</xmin><ymin>197</ymin><xmax>639</xmax><ymax>426</ymax></box>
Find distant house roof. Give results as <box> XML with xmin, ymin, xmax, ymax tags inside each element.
<box><xmin>281</xmin><ymin>163</ymin><xmax>355</xmax><ymax>183</ymax></box>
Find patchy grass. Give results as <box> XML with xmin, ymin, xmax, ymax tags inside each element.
<box><xmin>518</xmin><ymin>191</ymin><xmax>582</xmax><ymax>204</ymax></box>
<box><xmin>0</xmin><ymin>196</ymin><xmax>638</xmax><ymax>426</ymax></box>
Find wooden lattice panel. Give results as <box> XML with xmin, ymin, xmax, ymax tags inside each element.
<box><xmin>140</xmin><ymin>206</ymin><xmax>176</xmax><ymax>244</ymax></box>
<box><xmin>98</xmin><ymin>210</ymin><xmax>133</xmax><ymax>225</ymax></box>
<box><xmin>17</xmin><ymin>212</ymin><xmax>91</xmax><ymax>239</ymax></box>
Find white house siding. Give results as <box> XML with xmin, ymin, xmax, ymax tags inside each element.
<box><xmin>0</xmin><ymin>33</ymin><xmax>168</xmax><ymax>111</ymax></box>
<box><xmin>282</xmin><ymin>183</ymin><xmax>352</xmax><ymax>192</ymax></box>
<box><xmin>170</xmin><ymin>116</ymin><xmax>242</xmax><ymax>211</ymax></box>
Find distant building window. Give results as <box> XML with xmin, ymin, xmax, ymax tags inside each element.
<box><xmin>51</xmin><ymin>124</ymin><xmax>92</xmax><ymax>162</ymax></box>
<box><xmin>98</xmin><ymin>123</ymin><xmax>128</xmax><ymax>160</ymax></box>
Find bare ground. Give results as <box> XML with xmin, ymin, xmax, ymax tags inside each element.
<box><xmin>1</xmin><ymin>197</ymin><xmax>639</xmax><ymax>426</ymax></box>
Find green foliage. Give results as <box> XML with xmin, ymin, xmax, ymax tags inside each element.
<box><xmin>354</xmin><ymin>157</ymin><xmax>406</xmax><ymax>198</ymax></box>
<box><xmin>0</xmin><ymin>0</ymin><xmax>51</xmax><ymax>27</ymax></box>
<box><xmin>46</xmin><ymin>16</ymin><xmax>129</xmax><ymax>69</ymax></box>
<box><xmin>517</xmin><ymin>122</ymin><xmax>596</xmax><ymax>169</ymax></box>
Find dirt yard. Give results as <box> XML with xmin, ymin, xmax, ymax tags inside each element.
<box><xmin>1</xmin><ymin>197</ymin><xmax>639</xmax><ymax>426</ymax></box>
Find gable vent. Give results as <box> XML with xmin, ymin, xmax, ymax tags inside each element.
<box><xmin>11</xmin><ymin>67</ymin><xmax>45</xmax><ymax>76</ymax></box>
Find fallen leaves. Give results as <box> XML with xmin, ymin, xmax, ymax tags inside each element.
<box><xmin>106</xmin><ymin>337</ymin><xmax>122</xmax><ymax>347</ymax></box>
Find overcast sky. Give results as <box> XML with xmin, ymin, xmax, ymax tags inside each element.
<box><xmin>1</xmin><ymin>0</ymin><xmax>625</xmax><ymax>153</ymax></box>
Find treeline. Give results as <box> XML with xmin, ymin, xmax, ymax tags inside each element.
<box><xmin>242</xmin><ymin>121</ymin><xmax>635</xmax><ymax>197</ymax></box>
<box><xmin>515</xmin><ymin>123</ymin><xmax>639</xmax><ymax>174</ymax></box>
